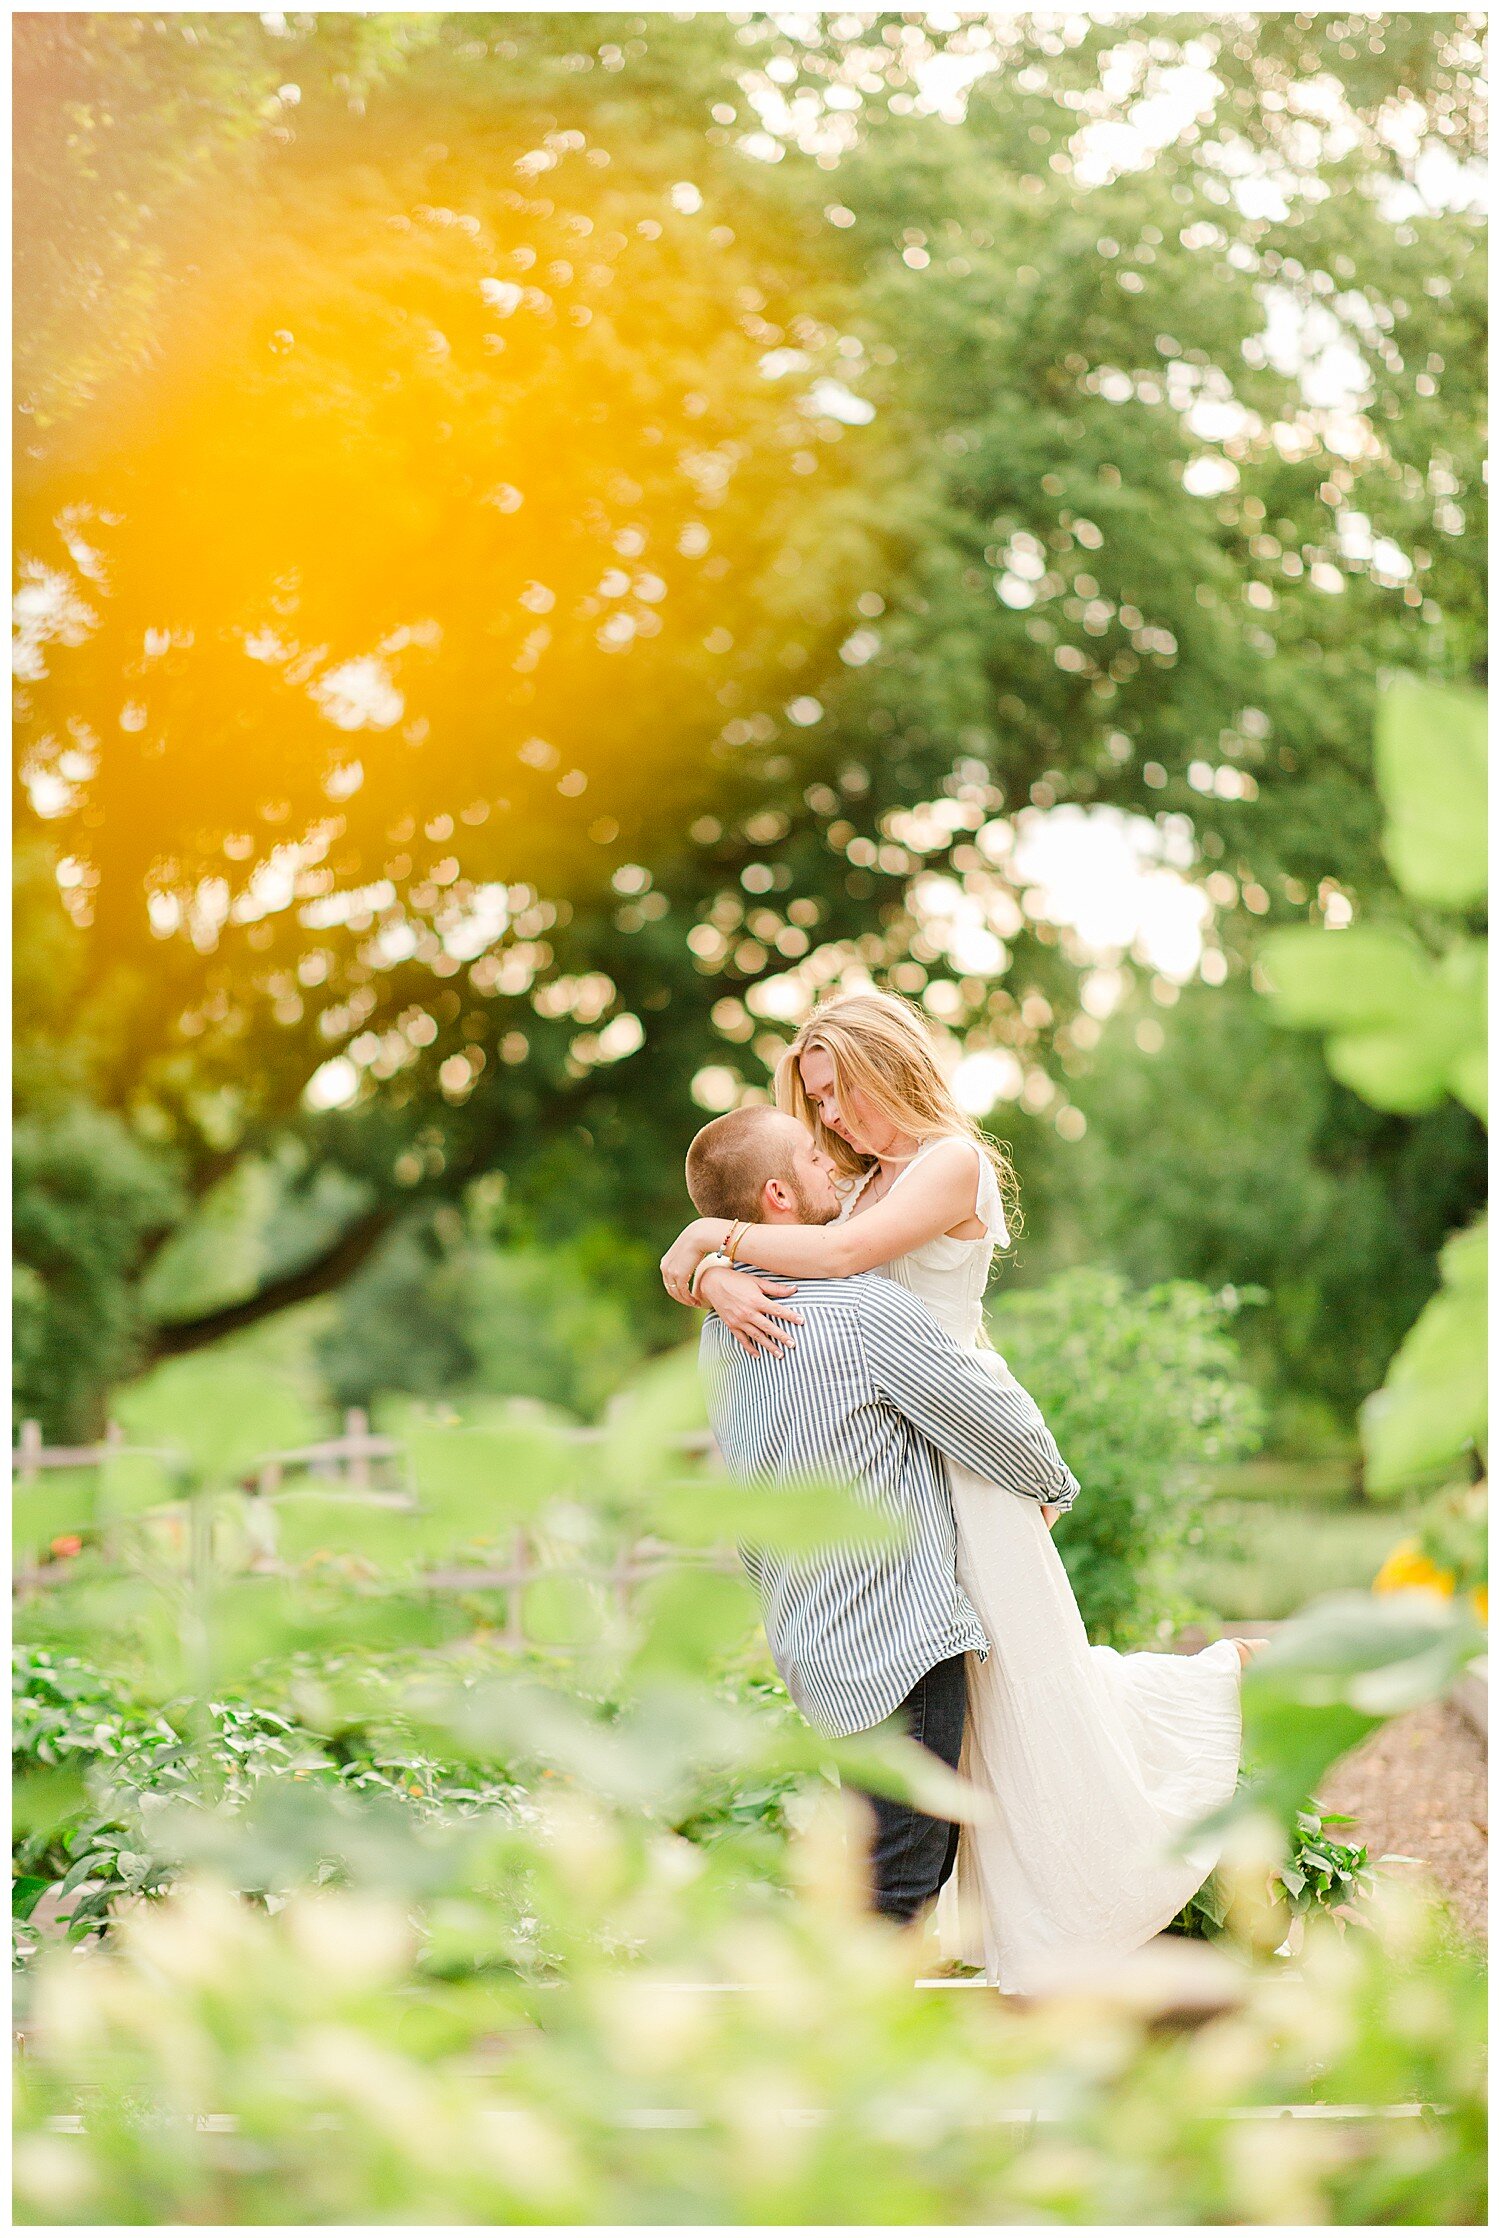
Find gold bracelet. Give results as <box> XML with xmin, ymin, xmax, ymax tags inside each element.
<box><xmin>725</xmin><ymin>1220</ymin><xmax>748</xmax><ymax>1264</ymax></box>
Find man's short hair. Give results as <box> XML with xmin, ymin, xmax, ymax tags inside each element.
<box><xmin>685</xmin><ymin>1106</ymin><xmax>795</xmax><ymax>1223</ymax></box>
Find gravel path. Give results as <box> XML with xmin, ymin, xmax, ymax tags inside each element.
<box><xmin>1318</xmin><ymin>1699</ymin><xmax>1488</xmax><ymax>1947</ymax></box>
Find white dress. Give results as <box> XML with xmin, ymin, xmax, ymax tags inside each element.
<box><xmin>840</xmin><ymin>1139</ymin><xmax>1243</xmax><ymax>1994</ymax></box>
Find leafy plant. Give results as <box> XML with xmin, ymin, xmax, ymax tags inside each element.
<box><xmin>1276</xmin><ymin>1806</ymin><xmax>1374</xmax><ymax>1919</ymax></box>
<box><xmin>1262</xmin><ymin>678</ymin><xmax>1487</xmax><ymax>1501</ymax></box>
<box><xmin>11</xmin><ymin>1643</ymin><xmax>545</xmax><ymax>1960</ymax></box>
<box><xmin>13</xmin><ymin>1846</ymin><xmax>1487</xmax><ymax>2226</ymax></box>
<box><xmin>989</xmin><ymin>1270</ymin><xmax>1264</xmax><ymax>1643</ymax></box>
<box><xmin>1173</xmin><ymin>1804</ymin><xmax>1371</xmax><ymax>1941</ymax></box>
<box><xmin>11</xmin><ymin>1330</ymin><xmax>1489</xmax><ymax>2224</ymax></box>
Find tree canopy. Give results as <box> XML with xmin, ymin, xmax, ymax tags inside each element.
<box><xmin>13</xmin><ymin>10</ymin><xmax>1487</xmax><ymax>1427</ymax></box>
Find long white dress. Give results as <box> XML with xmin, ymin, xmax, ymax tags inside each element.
<box><xmin>841</xmin><ymin>1139</ymin><xmax>1243</xmax><ymax>1994</ymax></box>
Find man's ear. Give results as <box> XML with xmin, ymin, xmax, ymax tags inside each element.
<box><xmin>762</xmin><ymin>1175</ymin><xmax>794</xmax><ymax>1216</ymax></box>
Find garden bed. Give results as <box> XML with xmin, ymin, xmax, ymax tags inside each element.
<box><xmin>1317</xmin><ymin>1698</ymin><xmax>1487</xmax><ymax>1948</ymax></box>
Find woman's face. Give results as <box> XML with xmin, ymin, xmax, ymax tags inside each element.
<box><xmin>798</xmin><ymin>1045</ymin><xmax>890</xmax><ymax>1157</ymax></box>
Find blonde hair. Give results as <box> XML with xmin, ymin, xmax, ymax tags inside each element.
<box><xmin>774</xmin><ymin>989</ymin><xmax>1021</xmax><ymax>1242</ymax></box>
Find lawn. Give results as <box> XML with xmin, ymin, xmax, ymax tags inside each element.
<box><xmin>1185</xmin><ymin>1457</ymin><xmax>1421</xmax><ymax>1621</ymax></box>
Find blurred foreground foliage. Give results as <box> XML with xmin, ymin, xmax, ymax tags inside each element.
<box><xmin>12</xmin><ymin>1321</ymin><xmax>1487</xmax><ymax>2225</ymax></box>
<box><xmin>1262</xmin><ymin>677</ymin><xmax>1486</xmax><ymax>1603</ymax></box>
<box><xmin>13</xmin><ymin>1853</ymin><xmax>1485</xmax><ymax>2226</ymax></box>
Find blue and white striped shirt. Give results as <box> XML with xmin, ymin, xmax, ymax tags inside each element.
<box><xmin>700</xmin><ymin>1271</ymin><xmax>1079</xmax><ymax>1738</ymax></box>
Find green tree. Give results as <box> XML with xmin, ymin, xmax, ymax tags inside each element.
<box><xmin>13</xmin><ymin>13</ymin><xmax>1486</xmax><ymax>1430</ymax></box>
<box><xmin>1023</xmin><ymin>978</ymin><xmax>1485</xmax><ymax>1427</ymax></box>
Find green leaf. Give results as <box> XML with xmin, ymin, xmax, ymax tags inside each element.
<box><xmin>1260</xmin><ymin>925</ymin><xmax>1433</xmax><ymax>1030</ymax></box>
<box><xmin>520</xmin><ymin>1575</ymin><xmax>606</xmax><ymax>1649</ymax></box>
<box><xmin>11</xmin><ymin>1875</ymin><xmax>51</xmax><ymax>1921</ymax></box>
<box><xmin>204</xmin><ymin>1577</ymin><xmax>470</xmax><ymax>1686</ymax></box>
<box><xmin>1376</xmin><ymin>678</ymin><xmax>1488</xmax><ymax>911</ymax></box>
<box><xmin>406</xmin><ymin>1419</ymin><xmax>578</xmax><ymax>1532</ymax></box>
<box><xmin>1361</xmin><ymin>1215</ymin><xmax>1487</xmax><ymax>1492</ymax></box>
<box><xmin>55</xmin><ymin>1849</ymin><xmax>115</xmax><ymax>1901</ymax></box>
<box><xmin>1436</xmin><ymin>940</ymin><xmax>1488</xmax><ymax>1121</ymax></box>
<box><xmin>648</xmin><ymin>1475</ymin><xmax>908</xmax><ymax>1557</ymax></box>
<box><xmin>114</xmin><ymin>1358</ymin><xmax>317</xmax><ymax>1491</ymax></box>
<box><xmin>1261</xmin><ymin>927</ymin><xmax>1484</xmax><ymax>1116</ymax></box>
<box><xmin>628</xmin><ymin>1566</ymin><xmax>759</xmax><ymax>1678</ymax></box>
<box><xmin>269</xmin><ymin>1491</ymin><xmax>419</xmax><ymax>1571</ymax></box>
<box><xmin>98</xmin><ymin>1448</ymin><xmax>176</xmax><ymax>1522</ymax></box>
<box><xmin>12</xmin><ymin>1766</ymin><xmax>88</xmax><ymax>1840</ymax></box>
<box><xmin>824</xmin><ymin>1730</ymin><xmax>993</xmax><ymax>1824</ymax></box>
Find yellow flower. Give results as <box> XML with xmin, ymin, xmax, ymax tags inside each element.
<box><xmin>1469</xmin><ymin>1584</ymin><xmax>1487</xmax><ymax>1626</ymax></box>
<box><xmin>1372</xmin><ymin>1538</ymin><xmax>1456</xmax><ymax>1599</ymax></box>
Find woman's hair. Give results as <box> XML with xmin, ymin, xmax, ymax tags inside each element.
<box><xmin>773</xmin><ymin>988</ymin><xmax>1021</xmax><ymax>1241</ymax></box>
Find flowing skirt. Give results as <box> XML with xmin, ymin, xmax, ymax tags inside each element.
<box><xmin>934</xmin><ymin>1357</ymin><xmax>1243</xmax><ymax>1993</ymax></box>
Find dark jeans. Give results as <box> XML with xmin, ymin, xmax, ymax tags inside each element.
<box><xmin>848</xmin><ymin>1651</ymin><xmax>967</xmax><ymax>1924</ymax></box>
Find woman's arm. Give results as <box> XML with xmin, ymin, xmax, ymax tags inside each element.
<box><xmin>660</xmin><ymin>1216</ymin><xmax>738</xmax><ymax>1305</ymax></box>
<box><xmin>722</xmin><ymin>1140</ymin><xmax>984</xmax><ymax>1280</ymax></box>
<box><xmin>695</xmin><ymin>1262</ymin><xmax>804</xmax><ymax>1358</ymax></box>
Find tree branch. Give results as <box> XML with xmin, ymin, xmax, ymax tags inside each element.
<box><xmin>145</xmin><ymin>1205</ymin><xmax>400</xmax><ymax>1360</ymax></box>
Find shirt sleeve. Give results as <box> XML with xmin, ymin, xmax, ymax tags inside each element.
<box><xmin>859</xmin><ymin>1285</ymin><xmax>1080</xmax><ymax>1511</ymax></box>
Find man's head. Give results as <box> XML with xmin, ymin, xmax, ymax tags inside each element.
<box><xmin>685</xmin><ymin>1107</ymin><xmax>841</xmax><ymax>1227</ymax></box>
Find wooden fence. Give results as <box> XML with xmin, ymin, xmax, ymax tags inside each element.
<box><xmin>14</xmin><ymin>1407</ymin><xmax>715</xmax><ymax>1484</ymax></box>
<box><xmin>11</xmin><ymin>1409</ymin><xmax>728</xmax><ymax>1644</ymax></box>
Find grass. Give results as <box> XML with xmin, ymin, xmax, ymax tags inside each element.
<box><xmin>1203</xmin><ymin>1454</ymin><xmax>1360</xmax><ymax>1506</ymax></box>
<box><xmin>1185</xmin><ymin>1457</ymin><xmax>1422</xmax><ymax>1621</ymax></box>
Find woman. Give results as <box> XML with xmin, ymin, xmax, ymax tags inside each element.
<box><xmin>660</xmin><ymin>989</ymin><xmax>1248</xmax><ymax>1993</ymax></box>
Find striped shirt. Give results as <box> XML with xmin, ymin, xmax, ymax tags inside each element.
<box><xmin>700</xmin><ymin>1270</ymin><xmax>1079</xmax><ymax>1738</ymax></box>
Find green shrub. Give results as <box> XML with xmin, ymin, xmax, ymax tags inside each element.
<box><xmin>990</xmin><ymin>1269</ymin><xmax>1265</xmax><ymax>1644</ymax></box>
<box><xmin>11</xmin><ymin>1647</ymin><xmax>531</xmax><ymax>1949</ymax></box>
<box><xmin>316</xmin><ymin>1219</ymin><xmax>671</xmax><ymax>1422</ymax></box>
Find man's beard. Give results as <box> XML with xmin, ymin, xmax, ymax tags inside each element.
<box><xmin>787</xmin><ymin>1174</ymin><xmax>839</xmax><ymax>1225</ymax></box>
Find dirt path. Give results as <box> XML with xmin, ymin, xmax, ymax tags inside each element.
<box><xmin>1318</xmin><ymin>1699</ymin><xmax>1487</xmax><ymax>1947</ymax></box>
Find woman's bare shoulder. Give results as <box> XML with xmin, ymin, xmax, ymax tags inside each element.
<box><xmin>911</xmin><ymin>1136</ymin><xmax>984</xmax><ymax>1182</ymax></box>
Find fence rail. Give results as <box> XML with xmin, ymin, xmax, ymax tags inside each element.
<box><xmin>12</xmin><ymin>1410</ymin><xmax>724</xmax><ymax>1644</ymax></box>
<box><xmin>13</xmin><ymin>1408</ymin><xmax>715</xmax><ymax>1486</ymax></box>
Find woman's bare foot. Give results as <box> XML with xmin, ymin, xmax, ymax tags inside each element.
<box><xmin>1233</xmin><ymin>1636</ymin><xmax>1270</xmax><ymax>1669</ymax></box>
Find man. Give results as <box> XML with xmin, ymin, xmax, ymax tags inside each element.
<box><xmin>683</xmin><ymin>1104</ymin><xmax>1079</xmax><ymax>1925</ymax></box>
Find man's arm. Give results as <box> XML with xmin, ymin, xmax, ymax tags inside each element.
<box><xmin>858</xmin><ymin>1285</ymin><xmax>1080</xmax><ymax>1510</ymax></box>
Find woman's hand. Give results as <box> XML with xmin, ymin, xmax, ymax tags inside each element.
<box><xmin>698</xmin><ymin>1264</ymin><xmax>803</xmax><ymax>1358</ymax></box>
<box><xmin>660</xmin><ymin>1219</ymin><xmax>726</xmax><ymax>1306</ymax></box>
